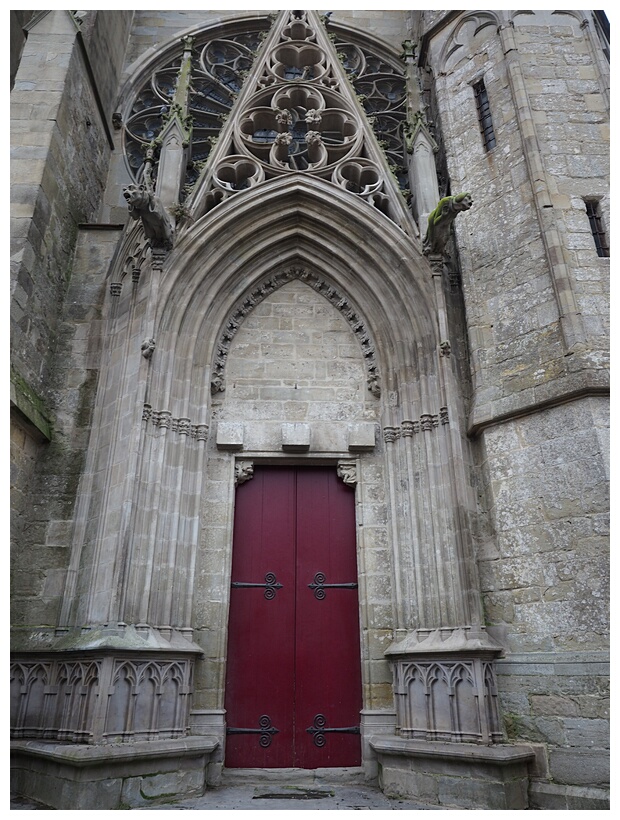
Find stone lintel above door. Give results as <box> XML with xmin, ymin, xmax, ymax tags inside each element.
<box><xmin>216</xmin><ymin>420</ymin><xmax>376</xmax><ymax>454</ymax></box>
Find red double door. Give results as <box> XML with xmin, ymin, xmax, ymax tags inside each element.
<box><xmin>225</xmin><ymin>466</ymin><xmax>362</xmax><ymax>768</ymax></box>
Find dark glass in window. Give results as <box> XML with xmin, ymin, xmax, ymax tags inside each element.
<box><xmin>473</xmin><ymin>79</ymin><xmax>496</xmax><ymax>151</ymax></box>
<box><xmin>585</xmin><ymin>199</ymin><xmax>610</xmax><ymax>257</ymax></box>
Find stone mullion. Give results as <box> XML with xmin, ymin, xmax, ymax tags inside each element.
<box><xmin>498</xmin><ymin>16</ymin><xmax>586</xmax><ymax>354</ymax></box>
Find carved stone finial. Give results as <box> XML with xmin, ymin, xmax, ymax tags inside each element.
<box><xmin>123</xmin><ymin>183</ymin><xmax>174</xmax><ymax>250</ymax></box>
<box><xmin>423</xmin><ymin>193</ymin><xmax>473</xmax><ymax>255</ymax></box>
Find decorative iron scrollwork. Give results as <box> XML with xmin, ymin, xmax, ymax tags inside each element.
<box><xmin>308</xmin><ymin>571</ymin><xmax>358</xmax><ymax>600</ymax></box>
<box><xmin>226</xmin><ymin>714</ymin><xmax>279</xmax><ymax>748</ymax></box>
<box><xmin>231</xmin><ymin>571</ymin><xmax>283</xmax><ymax>599</ymax></box>
<box><xmin>306</xmin><ymin>713</ymin><xmax>360</xmax><ymax>747</ymax></box>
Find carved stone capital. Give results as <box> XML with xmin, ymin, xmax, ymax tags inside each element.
<box><xmin>191</xmin><ymin>423</ymin><xmax>209</xmax><ymax>442</ymax></box>
<box><xmin>383</xmin><ymin>426</ymin><xmax>401</xmax><ymax>443</ymax></box>
<box><xmin>401</xmin><ymin>420</ymin><xmax>419</xmax><ymax>437</ymax></box>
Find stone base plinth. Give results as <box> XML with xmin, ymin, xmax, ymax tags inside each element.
<box><xmin>371</xmin><ymin>737</ymin><xmax>535</xmax><ymax>810</ymax></box>
<box><xmin>11</xmin><ymin>736</ymin><xmax>219</xmax><ymax>810</ymax></box>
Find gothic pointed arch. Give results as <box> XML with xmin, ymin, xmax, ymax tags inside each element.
<box><xmin>143</xmin><ymin>173</ymin><xmax>439</xmax><ymax>429</ymax></box>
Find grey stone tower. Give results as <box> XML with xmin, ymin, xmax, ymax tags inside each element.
<box><xmin>11</xmin><ymin>10</ymin><xmax>609</xmax><ymax>810</ymax></box>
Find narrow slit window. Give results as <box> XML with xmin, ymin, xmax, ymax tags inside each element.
<box><xmin>473</xmin><ymin>79</ymin><xmax>496</xmax><ymax>151</ymax></box>
<box><xmin>585</xmin><ymin>199</ymin><xmax>610</xmax><ymax>257</ymax></box>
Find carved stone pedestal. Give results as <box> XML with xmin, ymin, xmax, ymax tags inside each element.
<box><xmin>377</xmin><ymin>627</ymin><xmax>536</xmax><ymax>808</ymax></box>
<box><xmin>386</xmin><ymin>627</ymin><xmax>504</xmax><ymax>744</ymax></box>
<box><xmin>10</xmin><ymin>627</ymin><xmax>214</xmax><ymax>809</ymax></box>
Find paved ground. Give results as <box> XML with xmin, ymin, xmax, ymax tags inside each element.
<box><xmin>11</xmin><ymin>771</ymin><xmax>444</xmax><ymax>811</ymax></box>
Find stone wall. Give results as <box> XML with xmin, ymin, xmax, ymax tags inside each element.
<box><xmin>421</xmin><ymin>9</ymin><xmax>609</xmax><ymax>804</ymax></box>
<box><xmin>10</xmin><ymin>9</ymin><xmax>131</xmax><ymax>632</ymax></box>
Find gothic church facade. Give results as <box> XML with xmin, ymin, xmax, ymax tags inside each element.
<box><xmin>10</xmin><ymin>10</ymin><xmax>609</xmax><ymax>810</ymax></box>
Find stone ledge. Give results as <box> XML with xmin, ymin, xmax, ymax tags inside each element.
<box><xmin>370</xmin><ymin>737</ymin><xmax>535</xmax><ymax>766</ymax></box>
<box><xmin>496</xmin><ymin>649</ymin><xmax>610</xmax><ymax>676</ymax></box>
<box><xmin>11</xmin><ymin>736</ymin><xmax>218</xmax><ymax>768</ymax></box>
<box><xmin>371</xmin><ymin>738</ymin><xmax>536</xmax><ymax>809</ymax></box>
<box><xmin>11</xmin><ymin>737</ymin><xmax>220</xmax><ymax>809</ymax></box>
<box><xmin>469</xmin><ymin>379</ymin><xmax>609</xmax><ymax>437</ymax></box>
<box><xmin>529</xmin><ymin>781</ymin><xmax>610</xmax><ymax>810</ymax></box>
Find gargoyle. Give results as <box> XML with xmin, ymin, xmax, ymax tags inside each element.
<box><xmin>423</xmin><ymin>192</ymin><xmax>473</xmax><ymax>255</ymax></box>
<box><xmin>123</xmin><ymin>183</ymin><xmax>174</xmax><ymax>250</ymax></box>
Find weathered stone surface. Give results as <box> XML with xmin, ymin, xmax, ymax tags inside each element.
<box><xmin>10</xmin><ymin>8</ymin><xmax>609</xmax><ymax>812</ymax></box>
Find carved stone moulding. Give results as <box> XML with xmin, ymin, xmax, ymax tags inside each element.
<box><xmin>269</xmin><ymin>42</ymin><xmax>329</xmax><ymax>83</ymax></box>
<box><xmin>332</xmin><ymin>158</ymin><xmax>392</xmax><ymax>218</ymax></box>
<box><xmin>385</xmin><ymin>627</ymin><xmax>504</xmax><ymax>746</ymax></box>
<box><xmin>142</xmin><ymin>404</ymin><xmax>208</xmax><ymax>441</ymax></box>
<box><xmin>383</xmin><ymin>410</ymin><xmax>449</xmax><ymax>441</ymax></box>
<box><xmin>210</xmin><ymin>266</ymin><xmax>381</xmax><ymax>398</ymax></box>
<box><xmin>10</xmin><ymin>649</ymin><xmax>198</xmax><ymax>745</ymax></box>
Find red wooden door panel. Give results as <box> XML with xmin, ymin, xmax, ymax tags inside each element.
<box><xmin>224</xmin><ymin>468</ymin><xmax>296</xmax><ymax>767</ymax></box>
<box><xmin>225</xmin><ymin>466</ymin><xmax>362</xmax><ymax>768</ymax></box>
<box><xmin>295</xmin><ymin>468</ymin><xmax>362</xmax><ymax>768</ymax></box>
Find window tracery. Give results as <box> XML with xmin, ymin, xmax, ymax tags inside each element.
<box><xmin>123</xmin><ymin>26</ymin><xmax>272</xmax><ymax>197</ymax></box>
<box><xmin>122</xmin><ymin>12</ymin><xmax>411</xmax><ymax>225</ymax></box>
